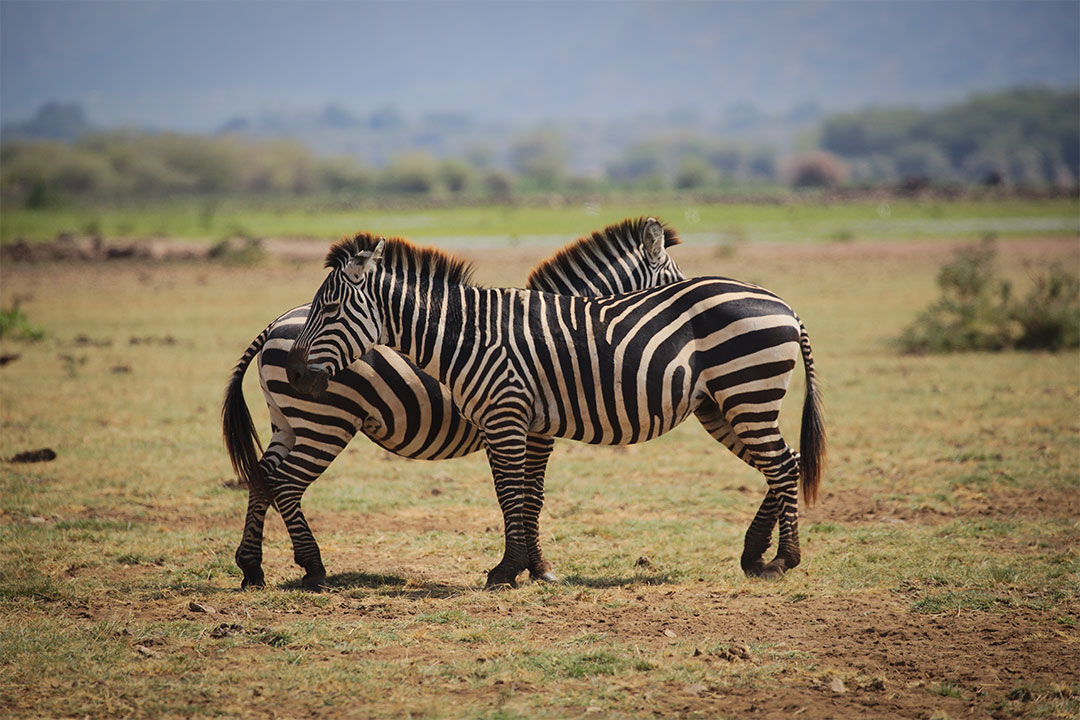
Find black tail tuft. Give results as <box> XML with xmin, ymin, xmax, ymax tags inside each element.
<box><xmin>797</xmin><ymin>321</ymin><xmax>826</xmax><ymax>506</ymax></box>
<box><xmin>222</xmin><ymin>334</ymin><xmax>270</xmax><ymax>502</ymax></box>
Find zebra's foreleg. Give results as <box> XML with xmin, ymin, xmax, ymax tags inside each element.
<box><xmin>483</xmin><ymin>429</ymin><xmax>531</xmax><ymax>590</ymax></box>
<box><xmin>272</xmin><ymin>480</ymin><xmax>327</xmax><ymax>590</ymax></box>
<box><xmin>523</xmin><ymin>434</ymin><xmax>558</xmax><ymax>583</ymax></box>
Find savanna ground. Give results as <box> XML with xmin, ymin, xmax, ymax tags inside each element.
<box><xmin>1</xmin><ymin>198</ymin><xmax>1078</xmax><ymax>719</ymax></box>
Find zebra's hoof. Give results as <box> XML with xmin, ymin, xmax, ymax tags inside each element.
<box><xmin>528</xmin><ymin>561</ymin><xmax>559</xmax><ymax>584</ymax></box>
<box><xmin>759</xmin><ymin>557</ymin><xmax>790</xmax><ymax>580</ymax></box>
<box><xmin>240</xmin><ymin>569</ymin><xmax>266</xmax><ymax>589</ymax></box>
<box><xmin>485</xmin><ymin>567</ymin><xmax>520</xmax><ymax>590</ymax></box>
<box><xmin>740</xmin><ymin>557</ymin><xmax>766</xmax><ymax>578</ymax></box>
<box><xmin>302</xmin><ymin>573</ymin><xmax>327</xmax><ymax>591</ymax></box>
<box><xmin>760</xmin><ymin>564</ymin><xmax>786</xmax><ymax>580</ymax></box>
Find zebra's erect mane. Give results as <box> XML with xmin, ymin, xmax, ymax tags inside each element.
<box><xmin>525</xmin><ymin>216</ymin><xmax>680</xmax><ymax>291</ymax></box>
<box><xmin>325</xmin><ymin>232</ymin><xmax>478</xmax><ymax>287</ymax></box>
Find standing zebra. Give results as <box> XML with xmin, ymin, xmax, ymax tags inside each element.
<box><xmin>223</xmin><ymin>217</ymin><xmax>685</xmax><ymax>589</ymax></box>
<box><xmin>286</xmin><ymin>233</ymin><xmax>825</xmax><ymax>588</ymax></box>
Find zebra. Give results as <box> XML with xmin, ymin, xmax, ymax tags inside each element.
<box><xmin>223</xmin><ymin>217</ymin><xmax>685</xmax><ymax>589</ymax></box>
<box><xmin>286</xmin><ymin>232</ymin><xmax>826</xmax><ymax>588</ymax></box>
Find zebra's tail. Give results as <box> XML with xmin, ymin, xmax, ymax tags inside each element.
<box><xmin>222</xmin><ymin>328</ymin><xmax>270</xmax><ymax>502</ymax></box>
<box><xmin>797</xmin><ymin>319</ymin><xmax>826</xmax><ymax>506</ymax></box>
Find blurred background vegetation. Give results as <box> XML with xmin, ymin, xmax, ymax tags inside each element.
<box><xmin>1</xmin><ymin>87</ymin><xmax>1076</xmax><ymax>217</ymax></box>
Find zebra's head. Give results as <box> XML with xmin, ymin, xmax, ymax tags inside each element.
<box><xmin>525</xmin><ymin>217</ymin><xmax>686</xmax><ymax>296</ymax></box>
<box><xmin>286</xmin><ymin>238</ymin><xmax>386</xmax><ymax>396</ymax></box>
<box><xmin>638</xmin><ymin>217</ymin><xmax>686</xmax><ymax>288</ymax></box>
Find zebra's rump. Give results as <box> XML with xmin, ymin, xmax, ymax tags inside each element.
<box><xmin>258</xmin><ymin>307</ymin><xmax>484</xmax><ymax>462</ymax></box>
<box><xmin>523</xmin><ymin>278</ymin><xmax>803</xmax><ymax>446</ymax></box>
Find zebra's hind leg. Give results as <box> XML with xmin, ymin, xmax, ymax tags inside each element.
<box><xmin>731</xmin><ymin>443</ymin><xmax>801</xmax><ymax>579</ymax></box>
<box><xmin>696</xmin><ymin>400</ymin><xmax>799</xmax><ymax>578</ymax></box>
<box><xmin>235</xmin><ymin>442</ymin><xmax>291</xmax><ymax>589</ymax></box>
<box><xmin>266</xmin><ymin>425</ymin><xmax>354</xmax><ymax>589</ymax></box>
<box><xmin>741</xmin><ymin>489</ymin><xmax>782</xmax><ymax>577</ymax></box>
<box><xmin>523</xmin><ymin>434</ymin><xmax>558</xmax><ymax>583</ymax></box>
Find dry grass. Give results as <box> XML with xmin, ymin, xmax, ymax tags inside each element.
<box><xmin>1</xmin><ymin>229</ymin><xmax>1077</xmax><ymax>719</ymax></box>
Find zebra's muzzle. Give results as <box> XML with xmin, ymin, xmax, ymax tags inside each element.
<box><xmin>286</xmin><ymin>346</ymin><xmax>330</xmax><ymax>396</ymax></box>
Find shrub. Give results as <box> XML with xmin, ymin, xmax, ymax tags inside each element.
<box><xmin>1011</xmin><ymin>266</ymin><xmax>1080</xmax><ymax>350</ymax></box>
<box><xmin>899</xmin><ymin>241</ymin><xmax>1080</xmax><ymax>353</ymax></box>
<box><xmin>785</xmin><ymin>151</ymin><xmax>850</xmax><ymax>189</ymax></box>
<box><xmin>0</xmin><ymin>303</ymin><xmax>45</xmax><ymax>341</ymax></box>
<box><xmin>378</xmin><ymin>151</ymin><xmax>439</xmax><ymax>195</ymax></box>
<box><xmin>509</xmin><ymin>130</ymin><xmax>567</xmax><ymax>190</ymax></box>
<box><xmin>674</xmin><ymin>156</ymin><xmax>715</xmax><ymax>190</ymax></box>
<box><xmin>438</xmin><ymin>158</ymin><xmax>474</xmax><ymax>194</ymax></box>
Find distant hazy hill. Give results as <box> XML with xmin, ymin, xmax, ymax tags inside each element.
<box><xmin>1</xmin><ymin>102</ymin><xmax>92</xmax><ymax>142</ymax></box>
<box><xmin>209</xmin><ymin>102</ymin><xmax>823</xmax><ymax>173</ymax></box>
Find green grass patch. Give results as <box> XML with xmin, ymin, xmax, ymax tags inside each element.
<box><xmin>2</xmin><ymin>196</ymin><xmax>1077</xmax><ymax>245</ymax></box>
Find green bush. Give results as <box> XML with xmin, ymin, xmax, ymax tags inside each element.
<box><xmin>0</xmin><ymin>303</ymin><xmax>45</xmax><ymax>341</ymax></box>
<box><xmin>900</xmin><ymin>241</ymin><xmax>1080</xmax><ymax>353</ymax></box>
<box><xmin>1012</xmin><ymin>265</ymin><xmax>1080</xmax><ymax>350</ymax></box>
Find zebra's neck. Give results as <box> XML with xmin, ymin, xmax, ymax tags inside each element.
<box><xmin>377</xmin><ymin>273</ymin><xmax>493</xmax><ymax>386</ymax></box>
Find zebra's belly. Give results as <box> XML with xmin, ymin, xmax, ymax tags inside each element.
<box><xmin>528</xmin><ymin>362</ymin><xmax>706</xmax><ymax>446</ymax></box>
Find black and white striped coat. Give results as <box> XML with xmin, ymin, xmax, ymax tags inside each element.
<box><xmin>287</xmin><ymin>232</ymin><xmax>825</xmax><ymax>588</ymax></box>
<box><xmin>224</xmin><ymin>218</ymin><xmax>685</xmax><ymax>588</ymax></box>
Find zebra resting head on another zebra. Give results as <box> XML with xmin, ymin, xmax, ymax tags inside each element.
<box><xmin>286</xmin><ymin>229</ymin><xmax>826</xmax><ymax>588</ymax></box>
<box><xmin>224</xmin><ymin>217</ymin><xmax>685</xmax><ymax>590</ymax></box>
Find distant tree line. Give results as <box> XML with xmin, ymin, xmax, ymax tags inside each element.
<box><xmin>821</xmin><ymin>88</ymin><xmax>1079</xmax><ymax>187</ymax></box>
<box><xmin>1</xmin><ymin>87</ymin><xmax>1075</xmax><ymax>207</ymax></box>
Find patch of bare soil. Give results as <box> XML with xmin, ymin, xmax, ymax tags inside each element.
<box><xmin>92</xmin><ymin>577</ymin><xmax>1076</xmax><ymax>720</ymax></box>
<box><xmin>805</xmin><ymin>486</ymin><xmax>1080</xmax><ymax>526</ymax></box>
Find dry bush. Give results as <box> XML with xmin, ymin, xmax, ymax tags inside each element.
<box><xmin>784</xmin><ymin>150</ymin><xmax>851</xmax><ymax>188</ymax></box>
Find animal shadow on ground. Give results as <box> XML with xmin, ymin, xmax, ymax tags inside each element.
<box><xmin>280</xmin><ymin>571</ymin><xmax>473</xmax><ymax>599</ymax></box>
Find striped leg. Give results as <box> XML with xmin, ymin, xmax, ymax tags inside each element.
<box><xmin>523</xmin><ymin>434</ymin><xmax>558</xmax><ymax>583</ymax></box>
<box><xmin>234</xmin><ymin>437</ymin><xmax>291</xmax><ymax>589</ymax></box>
<box><xmin>483</xmin><ymin>422</ymin><xmax>532</xmax><ymax>589</ymax></box>
<box><xmin>271</xmin><ymin>480</ymin><xmax>327</xmax><ymax>589</ymax></box>
<box><xmin>702</xmin><ymin>395</ymin><xmax>802</xmax><ymax>578</ymax></box>
<box><xmin>746</xmin><ymin>448</ymin><xmax>801</xmax><ymax>578</ymax></box>
<box><xmin>695</xmin><ymin>401</ymin><xmax>777</xmax><ymax>573</ymax></box>
<box><xmin>265</xmin><ymin>431</ymin><xmax>354</xmax><ymax>589</ymax></box>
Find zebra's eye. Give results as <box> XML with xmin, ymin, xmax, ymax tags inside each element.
<box><xmin>322</xmin><ymin>301</ymin><xmax>341</xmax><ymax>316</ymax></box>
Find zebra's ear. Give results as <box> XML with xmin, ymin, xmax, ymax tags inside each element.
<box><xmin>642</xmin><ymin>218</ymin><xmax>666</xmax><ymax>262</ymax></box>
<box><xmin>343</xmin><ymin>239</ymin><xmax>386</xmax><ymax>284</ymax></box>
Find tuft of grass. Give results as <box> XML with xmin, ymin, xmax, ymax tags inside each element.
<box><xmin>910</xmin><ymin>590</ymin><xmax>1012</xmax><ymax>614</ymax></box>
<box><xmin>933</xmin><ymin>682</ymin><xmax>967</xmax><ymax>699</ymax></box>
